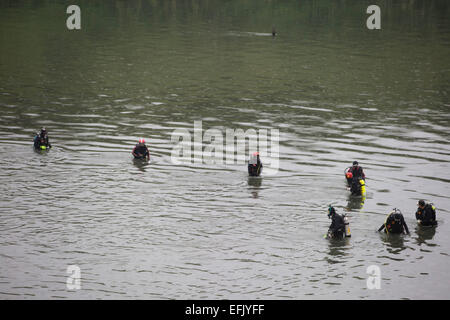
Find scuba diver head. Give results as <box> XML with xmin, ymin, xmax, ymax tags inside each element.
<box><xmin>40</xmin><ymin>127</ymin><xmax>47</xmax><ymax>137</ymax></box>
<box><xmin>352</xmin><ymin>161</ymin><xmax>359</xmax><ymax>167</ymax></box>
<box><xmin>328</xmin><ymin>205</ymin><xmax>336</xmax><ymax>219</ymax></box>
<box><xmin>418</xmin><ymin>200</ymin><xmax>425</xmax><ymax>209</ymax></box>
<box><xmin>138</xmin><ymin>138</ymin><xmax>146</xmax><ymax>146</ymax></box>
<box><xmin>249</xmin><ymin>152</ymin><xmax>260</xmax><ymax>165</ymax></box>
<box><xmin>391</xmin><ymin>208</ymin><xmax>402</xmax><ymax>221</ymax></box>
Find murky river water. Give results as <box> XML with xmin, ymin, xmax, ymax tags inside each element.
<box><xmin>1</xmin><ymin>0</ymin><xmax>449</xmax><ymax>299</ymax></box>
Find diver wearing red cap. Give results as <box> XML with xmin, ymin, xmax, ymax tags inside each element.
<box><xmin>132</xmin><ymin>138</ymin><xmax>150</xmax><ymax>160</ymax></box>
<box><xmin>248</xmin><ymin>152</ymin><xmax>262</xmax><ymax>176</ymax></box>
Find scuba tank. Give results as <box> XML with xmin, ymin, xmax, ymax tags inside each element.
<box><xmin>351</xmin><ymin>178</ymin><xmax>366</xmax><ymax>196</ymax></box>
<box><xmin>344</xmin><ymin>215</ymin><xmax>351</xmax><ymax>237</ymax></box>
<box><xmin>429</xmin><ymin>203</ymin><xmax>437</xmax><ymax>225</ymax></box>
<box><xmin>359</xmin><ymin>179</ymin><xmax>366</xmax><ymax>196</ymax></box>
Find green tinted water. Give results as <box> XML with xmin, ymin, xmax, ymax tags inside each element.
<box><xmin>0</xmin><ymin>0</ymin><xmax>449</xmax><ymax>299</ymax></box>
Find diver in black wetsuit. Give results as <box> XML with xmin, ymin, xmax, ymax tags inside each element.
<box><xmin>416</xmin><ymin>200</ymin><xmax>437</xmax><ymax>227</ymax></box>
<box><xmin>33</xmin><ymin>127</ymin><xmax>51</xmax><ymax>150</ymax></box>
<box><xmin>350</xmin><ymin>177</ymin><xmax>365</xmax><ymax>196</ymax></box>
<box><xmin>248</xmin><ymin>152</ymin><xmax>262</xmax><ymax>177</ymax></box>
<box><xmin>378</xmin><ymin>209</ymin><xmax>410</xmax><ymax>235</ymax></box>
<box><xmin>132</xmin><ymin>138</ymin><xmax>150</xmax><ymax>160</ymax></box>
<box><xmin>327</xmin><ymin>206</ymin><xmax>345</xmax><ymax>239</ymax></box>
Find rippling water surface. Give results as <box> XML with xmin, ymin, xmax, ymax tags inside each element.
<box><xmin>1</xmin><ymin>0</ymin><xmax>449</xmax><ymax>299</ymax></box>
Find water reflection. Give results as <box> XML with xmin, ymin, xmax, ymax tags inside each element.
<box><xmin>345</xmin><ymin>194</ymin><xmax>365</xmax><ymax>211</ymax></box>
<box><xmin>247</xmin><ymin>176</ymin><xmax>262</xmax><ymax>198</ymax></box>
<box><xmin>132</xmin><ymin>158</ymin><xmax>149</xmax><ymax>172</ymax></box>
<box><xmin>33</xmin><ymin>147</ymin><xmax>50</xmax><ymax>156</ymax></box>
<box><xmin>325</xmin><ymin>237</ymin><xmax>351</xmax><ymax>264</ymax></box>
<box><xmin>380</xmin><ymin>233</ymin><xmax>407</xmax><ymax>254</ymax></box>
<box><xmin>414</xmin><ymin>224</ymin><xmax>437</xmax><ymax>246</ymax></box>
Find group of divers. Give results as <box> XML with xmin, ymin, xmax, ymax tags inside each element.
<box><xmin>34</xmin><ymin>128</ymin><xmax>438</xmax><ymax>240</ymax></box>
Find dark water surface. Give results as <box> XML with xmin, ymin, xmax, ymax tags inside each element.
<box><xmin>1</xmin><ymin>0</ymin><xmax>449</xmax><ymax>299</ymax></box>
